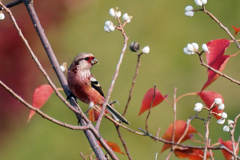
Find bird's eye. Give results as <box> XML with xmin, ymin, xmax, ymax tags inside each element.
<box><xmin>85</xmin><ymin>57</ymin><xmax>89</xmax><ymax>60</ymax></box>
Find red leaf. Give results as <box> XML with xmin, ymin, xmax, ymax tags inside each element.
<box><xmin>160</xmin><ymin>120</ymin><xmax>197</xmax><ymax>153</ymax></box>
<box><xmin>138</xmin><ymin>88</ymin><xmax>167</xmax><ymax>116</ymax></box>
<box><xmin>89</xmin><ymin>106</ymin><xmax>109</xmax><ymax>122</ymax></box>
<box><xmin>97</xmin><ymin>140</ymin><xmax>126</xmax><ymax>155</ymax></box>
<box><xmin>28</xmin><ymin>85</ymin><xmax>54</xmax><ymax>121</ymax></box>
<box><xmin>89</xmin><ymin>109</ymin><xmax>98</xmax><ymax>122</ymax></box>
<box><xmin>198</xmin><ymin>91</ymin><xmax>224</xmax><ymax>119</ymax></box>
<box><xmin>219</xmin><ymin>138</ymin><xmax>239</xmax><ymax>160</ymax></box>
<box><xmin>201</xmin><ymin>39</ymin><xmax>232</xmax><ymax>91</ymax></box>
<box><xmin>232</xmin><ymin>25</ymin><xmax>240</xmax><ymax>36</ymax></box>
<box><xmin>174</xmin><ymin>148</ymin><xmax>212</xmax><ymax>160</ymax></box>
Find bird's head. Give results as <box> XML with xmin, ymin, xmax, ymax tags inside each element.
<box><xmin>68</xmin><ymin>52</ymin><xmax>98</xmax><ymax>71</ymax></box>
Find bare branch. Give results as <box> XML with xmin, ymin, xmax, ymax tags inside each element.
<box><xmin>123</xmin><ymin>52</ymin><xmax>143</xmax><ymax>116</ymax></box>
<box><xmin>145</xmin><ymin>85</ymin><xmax>156</xmax><ymax>133</ymax></box>
<box><xmin>201</xmin><ymin>5</ymin><xmax>240</xmax><ymax>49</ymax></box>
<box><xmin>197</xmin><ymin>52</ymin><xmax>240</xmax><ymax>86</ymax></box>
<box><xmin>0</xmin><ymin>0</ymin><xmax>22</xmax><ymax>10</ymax></box>
<box><xmin>115</xmin><ymin>125</ymin><xmax>132</xmax><ymax>160</ymax></box>
<box><xmin>0</xmin><ymin>80</ymin><xmax>88</xmax><ymax>130</ymax></box>
<box><xmin>96</xmin><ymin>18</ymin><xmax>129</xmax><ymax>130</ymax></box>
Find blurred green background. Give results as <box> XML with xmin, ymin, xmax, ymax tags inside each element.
<box><xmin>1</xmin><ymin>0</ymin><xmax>240</xmax><ymax>159</ymax></box>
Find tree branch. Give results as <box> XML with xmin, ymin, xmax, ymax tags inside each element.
<box><xmin>95</xmin><ymin>17</ymin><xmax>129</xmax><ymax>130</ymax></box>
<box><xmin>0</xmin><ymin>0</ymin><xmax>22</xmax><ymax>10</ymax></box>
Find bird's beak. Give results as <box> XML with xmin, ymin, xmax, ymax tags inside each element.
<box><xmin>91</xmin><ymin>58</ymin><xmax>99</xmax><ymax>65</ymax></box>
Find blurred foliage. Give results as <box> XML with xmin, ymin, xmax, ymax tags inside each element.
<box><xmin>1</xmin><ymin>0</ymin><xmax>240</xmax><ymax>159</ymax></box>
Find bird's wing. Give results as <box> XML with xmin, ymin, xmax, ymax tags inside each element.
<box><xmin>90</xmin><ymin>77</ymin><xmax>105</xmax><ymax>97</ymax></box>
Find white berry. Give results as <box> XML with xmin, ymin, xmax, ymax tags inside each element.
<box><xmin>108</xmin><ymin>25</ymin><xmax>115</xmax><ymax>32</ymax></box>
<box><xmin>194</xmin><ymin>0</ymin><xmax>203</xmax><ymax>6</ymax></box>
<box><xmin>228</xmin><ymin>120</ymin><xmax>234</xmax><ymax>128</ymax></box>
<box><xmin>192</xmin><ymin>43</ymin><xmax>199</xmax><ymax>50</ymax></box>
<box><xmin>142</xmin><ymin>46</ymin><xmax>150</xmax><ymax>54</ymax></box>
<box><xmin>214</xmin><ymin>98</ymin><xmax>222</xmax><ymax>105</ymax></box>
<box><xmin>185</xmin><ymin>5</ymin><xmax>193</xmax><ymax>12</ymax></box>
<box><xmin>202</xmin><ymin>44</ymin><xmax>209</xmax><ymax>52</ymax></box>
<box><xmin>0</xmin><ymin>12</ymin><xmax>5</xmax><ymax>20</ymax></box>
<box><xmin>115</xmin><ymin>11</ymin><xmax>121</xmax><ymax>18</ymax></box>
<box><xmin>122</xmin><ymin>13</ymin><xmax>132</xmax><ymax>23</ymax></box>
<box><xmin>104</xmin><ymin>26</ymin><xmax>110</xmax><ymax>32</ymax></box>
<box><xmin>109</xmin><ymin>8</ymin><xmax>116</xmax><ymax>17</ymax></box>
<box><xmin>185</xmin><ymin>11</ymin><xmax>194</xmax><ymax>17</ymax></box>
<box><xmin>223</xmin><ymin>125</ymin><xmax>230</xmax><ymax>132</ymax></box>
<box><xmin>221</xmin><ymin>112</ymin><xmax>228</xmax><ymax>119</ymax></box>
<box><xmin>187</xmin><ymin>43</ymin><xmax>194</xmax><ymax>52</ymax></box>
<box><xmin>201</xmin><ymin>0</ymin><xmax>208</xmax><ymax>5</ymax></box>
<box><xmin>105</xmin><ymin>21</ymin><xmax>113</xmax><ymax>27</ymax></box>
<box><xmin>194</xmin><ymin>103</ymin><xmax>203</xmax><ymax>112</ymax></box>
<box><xmin>217</xmin><ymin>118</ymin><xmax>225</xmax><ymax>125</ymax></box>
<box><xmin>218</xmin><ymin>103</ymin><xmax>225</xmax><ymax>110</ymax></box>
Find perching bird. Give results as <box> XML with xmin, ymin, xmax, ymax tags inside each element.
<box><xmin>67</xmin><ymin>52</ymin><xmax>129</xmax><ymax>125</ymax></box>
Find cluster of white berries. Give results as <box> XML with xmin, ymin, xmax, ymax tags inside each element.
<box><xmin>104</xmin><ymin>21</ymin><xmax>115</xmax><ymax>33</ymax></box>
<box><xmin>193</xmin><ymin>98</ymin><xmax>233</xmax><ymax>132</ymax></box>
<box><xmin>104</xmin><ymin>7</ymin><xmax>133</xmax><ymax>33</ymax></box>
<box><xmin>213</xmin><ymin>98</ymin><xmax>227</xmax><ymax>125</ymax></box>
<box><xmin>185</xmin><ymin>0</ymin><xmax>208</xmax><ymax>17</ymax></box>
<box><xmin>183</xmin><ymin>42</ymin><xmax>208</xmax><ymax>55</ymax></box>
<box><xmin>212</xmin><ymin>98</ymin><xmax>234</xmax><ymax>132</ymax></box>
<box><xmin>122</xmin><ymin>13</ymin><xmax>132</xmax><ymax>23</ymax></box>
<box><xmin>0</xmin><ymin>11</ymin><xmax>5</xmax><ymax>20</ymax></box>
<box><xmin>183</xmin><ymin>42</ymin><xmax>199</xmax><ymax>55</ymax></box>
<box><xmin>109</xmin><ymin>7</ymin><xmax>121</xmax><ymax>19</ymax></box>
<box><xmin>185</xmin><ymin>6</ymin><xmax>194</xmax><ymax>17</ymax></box>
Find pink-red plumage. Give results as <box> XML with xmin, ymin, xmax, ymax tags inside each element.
<box><xmin>67</xmin><ymin>52</ymin><xmax>129</xmax><ymax>124</ymax></box>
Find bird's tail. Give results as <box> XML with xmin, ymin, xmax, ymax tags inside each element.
<box><xmin>106</xmin><ymin>104</ymin><xmax>130</xmax><ymax>125</ymax></box>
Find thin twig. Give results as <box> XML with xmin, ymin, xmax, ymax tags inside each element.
<box><xmin>168</xmin><ymin>111</ymin><xmax>200</xmax><ymax>158</ymax></box>
<box><xmin>156</xmin><ymin>127</ymin><xmax>161</xmax><ymax>140</ymax></box>
<box><xmin>197</xmin><ymin>52</ymin><xmax>240</xmax><ymax>86</ymax></box>
<box><xmin>176</xmin><ymin>92</ymin><xmax>198</xmax><ymax>102</ymax></box>
<box><xmin>201</xmin><ymin>5</ymin><xmax>240</xmax><ymax>49</ymax></box>
<box><xmin>177</xmin><ymin>114</ymin><xmax>197</xmax><ymax>144</ymax></box>
<box><xmin>166</xmin><ymin>88</ymin><xmax>178</xmax><ymax>160</ymax></box>
<box><xmin>235</xmin><ymin>135</ymin><xmax>240</xmax><ymax>154</ymax></box>
<box><xmin>165</xmin><ymin>151</ymin><xmax>173</xmax><ymax>160</ymax></box>
<box><xmin>230</xmin><ymin>129</ymin><xmax>237</xmax><ymax>160</ymax></box>
<box><xmin>0</xmin><ymin>0</ymin><xmax>22</xmax><ymax>10</ymax></box>
<box><xmin>115</xmin><ymin>125</ymin><xmax>132</xmax><ymax>160</ymax></box>
<box><xmin>93</xmin><ymin>106</ymin><xmax>145</xmax><ymax>135</ymax></box>
<box><xmin>203</xmin><ymin>103</ymin><xmax>216</xmax><ymax>160</ymax></box>
<box><xmin>171</xmin><ymin>88</ymin><xmax>177</xmax><ymax>152</ymax></box>
<box><xmin>208</xmin><ymin>139</ymin><xmax>214</xmax><ymax>160</ymax></box>
<box><xmin>0</xmin><ymin>80</ymin><xmax>89</xmax><ymax>130</ymax></box>
<box><xmin>96</xmin><ymin>18</ymin><xmax>129</xmax><ymax>130</ymax></box>
<box><xmin>138</xmin><ymin>126</ymin><xmax>240</xmax><ymax>159</ymax></box>
<box><xmin>145</xmin><ymin>85</ymin><xmax>156</xmax><ymax>133</ymax></box>
<box><xmin>123</xmin><ymin>52</ymin><xmax>143</xmax><ymax>116</ymax></box>
<box><xmin>80</xmin><ymin>152</ymin><xmax>86</xmax><ymax>160</ymax></box>
<box><xmin>230</xmin><ymin>114</ymin><xmax>240</xmax><ymax>160</ymax></box>
<box><xmin>221</xmin><ymin>145</ymin><xmax>240</xmax><ymax>160</ymax></box>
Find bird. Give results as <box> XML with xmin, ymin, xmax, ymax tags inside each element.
<box><xmin>67</xmin><ymin>52</ymin><xmax>130</xmax><ymax>125</ymax></box>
